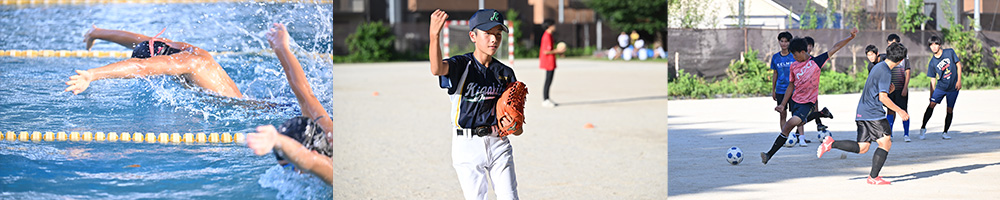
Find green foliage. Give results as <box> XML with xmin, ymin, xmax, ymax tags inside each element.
<box><xmin>564</xmin><ymin>46</ymin><xmax>597</xmax><ymax>57</ymax></box>
<box><xmin>725</xmin><ymin>48</ymin><xmax>771</xmax><ymax>95</ymax></box>
<box><xmin>594</xmin><ymin>0</ymin><xmax>668</xmax><ymax>32</ymax></box>
<box><xmin>845</xmin><ymin>0</ymin><xmax>866</xmax><ymax>30</ymax></box>
<box><xmin>935</xmin><ymin>0</ymin><xmax>1000</xmax><ymax>89</ymax></box>
<box><xmin>897</xmin><ymin>0</ymin><xmax>932</xmax><ymax>33</ymax></box>
<box><xmin>818</xmin><ymin>67</ymin><xmax>867</xmax><ymax>94</ymax></box>
<box><xmin>800</xmin><ymin>0</ymin><xmax>819</xmax><ymax>29</ymax></box>
<box><xmin>346</xmin><ymin>21</ymin><xmax>395</xmax><ymax>62</ymax></box>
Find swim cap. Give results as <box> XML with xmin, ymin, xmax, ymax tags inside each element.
<box><xmin>273</xmin><ymin>116</ymin><xmax>333</xmax><ymax>162</ymax></box>
<box><xmin>131</xmin><ymin>41</ymin><xmax>181</xmax><ymax>58</ymax></box>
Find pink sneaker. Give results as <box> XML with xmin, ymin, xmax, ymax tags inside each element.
<box><xmin>817</xmin><ymin>136</ymin><xmax>834</xmax><ymax>158</ymax></box>
<box><xmin>867</xmin><ymin>176</ymin><xmax>891</xmax><ymax>185</ymax></box>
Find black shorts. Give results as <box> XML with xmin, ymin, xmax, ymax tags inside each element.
<box><xmin>789</xmin><ymin>101</ymin><xmax>815</xmax><ymax>123</ymax></box>
<box><xmin>773</xmin><ymin>93</ymin><xmax>792</xmax><ymax>112</ymax></box>
<box><xmin>888</xmin><ymin>89</ymin><xmax>908</xmax><ymax>111</ymax></box>
<box><xmin>856</xmin><ymin>119</ymin><xmax>891</xmax><ymax>142</ymax></box>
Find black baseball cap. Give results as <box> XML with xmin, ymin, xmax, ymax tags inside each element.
<box><xmin>470</xmin><ymin>9</ymin><xmax>508</xmax><ymax>32</ymax></box>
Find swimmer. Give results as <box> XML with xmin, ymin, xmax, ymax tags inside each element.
<box><xmin>246</xmin><ymin>23</ymin><xmax>333</xmax><ymax>185</ymax></box>
<box><xmin>65</xmin><ymin>25</ymin><xmax>243</xmax><ymax>98</ymax></box>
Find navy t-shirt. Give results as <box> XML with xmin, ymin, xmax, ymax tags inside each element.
<box><xmin>856</xmin><ymin>61</ymin><xmax>892</xmax><ymax>121</ymax></box>
<box><xmin>439</xmin><ymin>53</ymin><xmax>518</xmax><ymax>129</ymax></box>
<box><xmin>927</xmin><ymin>49</ymin><xmax>961</xmax><ymax>91</ymax></box>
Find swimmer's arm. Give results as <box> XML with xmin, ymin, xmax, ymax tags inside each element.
<box><xmin>275</xmin><ymin>133</ymin><xmax>334</xmax><ymax>185</ymax></box>
<box><xmin>84</xmin><ymin>26</ymin><xmax>161</xmax><ymax>50</ymax></box>
<box><xmin>90</xmin><ymin>55</ymin><xmax>196</xmax><ymax>79</ymax></box>
<box><xmin>429</xmin><ymin>9</ymin><xmax>450</xmax><ymax>76</ymax></box>
<box><xmin>66</xmin><ymin>55</ymin><xmax>198</xmax><ymax>94</ymax></box>
<box><xmin>248</xmin><ymin>125</ymin><xmax>333</xmax><ymax>185</ymax></box>
<box><xmin>267</xmin><ymin>23</ymin><xmax>334</xmax><ymax>131</ymax></box>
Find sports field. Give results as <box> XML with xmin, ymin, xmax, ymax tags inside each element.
<box><xmin>668</xmin><ymin>89</ymin><xmax>1000</xmax><ymax>199</ymax></box>
<box><xmin>326</xmin><ymin>58</ymin><xmax>668</xmax><ymax>199</ymax></box>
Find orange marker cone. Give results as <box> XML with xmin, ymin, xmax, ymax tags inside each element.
<box><xmin>584</xmin><ymin>123</ymin><xmax>595</xmax><ymax>129</ymax></box>
<box><xmin>372</xmin><ymin>91</ymin><xmax>380</xmax><ymax>96</ymax></box>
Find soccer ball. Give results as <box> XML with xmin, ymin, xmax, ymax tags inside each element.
<box><xmin>784</xmin><ymin>135</ymin><xmax>797</xmax><ymax>147</ymax></box>
<box><xmin>726</xmin><ymin>146</ymin><xmax>744</xmax><ymax>165</ymax></box>
<box><xmin>817</xmin><ymin>130</ymin><xmax>832</xmax><ymax>140</ymax></box>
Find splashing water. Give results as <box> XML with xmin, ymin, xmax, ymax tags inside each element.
<box><xmin>1</xmin><ymin>2</ymin><xmax>334</xmax><ymax>199</ymax></box>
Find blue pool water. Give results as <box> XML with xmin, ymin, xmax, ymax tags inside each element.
<box><xmin>1</xmin><ymin>2</ymin><xmax>333</xmax><ymax>199</ymax></box>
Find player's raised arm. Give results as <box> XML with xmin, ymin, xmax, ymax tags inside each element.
<box><xmin>827</xmin><ymin>28</ymin><xmax>858</xmax><ymax>56</ymax></box>
<box><xmin>429</xmin><ymin>9</ymin><xmax>451</xmax><ymax>76</ymax></box>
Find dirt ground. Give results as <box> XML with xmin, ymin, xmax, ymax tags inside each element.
<box><xmin>668</xmin><ymin>89</ymin><xmax>1000</xmax><ymax>199</ymax></box>
<box><xmin>326</xmin><ymin>58</ymin><xmax>668</xmax><ymax>199</ymax></box>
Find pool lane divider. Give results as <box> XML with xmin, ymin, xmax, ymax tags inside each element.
<box><xmin>1</xmin><ymin>0</ymin><xmax>333</xmax><ymax>5</ymax></box>
<box><xmin>0</xmin><ymin>49</ymin><xmax>334</xmax><ymax>60</ymax></box>
<box><xmin>2</xmin><ymin>131</ymin><xmax>246</xmax><ymax>144</ymax></box>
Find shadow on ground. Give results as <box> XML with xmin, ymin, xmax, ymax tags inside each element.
<box><xmin>667</xmin><ymin>126</ymin><xmax>1000</xmax><ymax>196</ymax></box>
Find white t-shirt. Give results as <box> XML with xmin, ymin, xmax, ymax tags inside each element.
<box><xmin>618</xmin><ymin>34</ymin><xmax>629</xmax><ymax>48</ymax></box>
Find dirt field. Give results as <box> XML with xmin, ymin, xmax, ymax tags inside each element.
<box><xmin>326</xmin><ymin>58</ymin><xmax>668</xmax><ymax>199</ymax></box>
<box><xmin>668</xmin><ymin>89</ymin><xmax>1000</xmax><ymax>199</ymax></box>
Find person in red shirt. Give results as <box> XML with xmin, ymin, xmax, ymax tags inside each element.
<box><xmin>539</xmin><ymin>19</ymin><xmax>565</xmax><ymax>108</ymax></box>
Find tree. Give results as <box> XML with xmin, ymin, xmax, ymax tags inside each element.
<box><xmin>800</xmin><ymin>0</ymin><xmax>819</xmax><ymax>29</ymax></box>
<box><xmin>597</xmin><ymin>0</ymin><xmax>668</xmax><ymax>31</ymax></box>
<box><xmin>896</xmin><ymin>0</ymin><xmax>932</xmax><ymax>33</ymax></box>
<box><xmin>346</xmin><ymin>21</ymin><xmax>395</xmax><ymax>62</ymax></box>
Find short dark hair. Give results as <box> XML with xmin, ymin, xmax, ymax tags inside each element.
<box><xmin>789</xmin><ymin>37</ymin><xmax>808</xmax><ymax>53</ymax></box>
<box><xmin>887</xmin><ymin>34</ymin><xmax>901</xmax><ymax>43</ymax></box>
<box><xmin>865</xmin><ymin>45</ymin><xmax>879</xmax><ymax>54</ymax></box>
<box><xmin>886</xmin><ymin>42</ymin><xmax>907</xmax><ymax>63</ymax></box>
<box><xmin>542</xmin><ymin>19</ymin><xmax>555</xmax><ymax>29</ymax></box>
<box><xmin>804</xmin><ymin>36</ymin><xmax>815</xmax><ymax>46</ymax></box>
<box><xmin>928</xmin><ymin>35</ymin><xmax>942</xmax><ymax>45</ymax></box>
<box><xmin>778</xmin><ymin>32</ymin><xmax>792</xmax><ymax>41</ymax></box>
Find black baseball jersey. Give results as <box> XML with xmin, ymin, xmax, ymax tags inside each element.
<box><xmin>439</xmin><ymin>53</ymin><xmax>517</xmax><ymax>129</ymax></box>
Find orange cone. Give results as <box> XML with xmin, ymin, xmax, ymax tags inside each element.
<box><xmin>584</xmin><ymin>123</ymin><xmax>595</xmax><ymax>129</ymax></box>
<box><xmin>372</xmin><ymin>91</ymin><xmax>380</xmax><ymax>96</ymax></box>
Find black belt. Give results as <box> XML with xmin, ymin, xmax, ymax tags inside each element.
<box><xmin>457</xmin><ymin>126</ymin><xmax>492</xmax><ymax>137</ymax></box>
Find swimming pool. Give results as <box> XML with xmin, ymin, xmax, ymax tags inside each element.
<box><xmin>1</xmin><ymin>2</ymin><xmax>333</xmax><ymax>199</ymax></box>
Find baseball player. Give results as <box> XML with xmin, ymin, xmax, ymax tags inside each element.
<box><xmin>428</xmin><ymin>9</ymin><xmax>521</xmax><ymax>200</ymax></box>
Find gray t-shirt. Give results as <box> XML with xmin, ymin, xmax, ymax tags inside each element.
<box><xmin>856</xmin><ymin>61</ymin><xmax>892</xmax><ymax>121</ymax></box>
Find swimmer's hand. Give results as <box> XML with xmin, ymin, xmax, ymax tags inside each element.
<box><xmin>247</xmin><ymin>125</ymin><xmax>279</xmax><ymax>156</ymax></box>
<box><xmin>265</xmin><ymin>23</ymin><xmax>290</xmax><ymax>50</ymax></box>
<box><xmin>84</xmin><ymin>25</ymin><xmax>99</xmax><ymax>51</ymax></box>
<box><xmin>65</xmin><ymin>70</ymin><xmax>94</xmax><ymax>95</ymax></box>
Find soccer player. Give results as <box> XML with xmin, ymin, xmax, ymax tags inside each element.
<box><xmin>919</xmin><ymin>36</ymin><xmax>962</xmax><ymax>140</ymax></box>
<box><xmin>760</xmin><ymin>28</ymin><xmax>855</xmax><ymax>164</ymax></box>
<box><xmin>818</xmin><ymin>42</ymin><xmax>910</xmax><ymax>185</ymax></box>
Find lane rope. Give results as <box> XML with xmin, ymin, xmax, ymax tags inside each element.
<box><xmin>0</xmin><ymin>0</ymin><xmax>333</xmax><ymax>5</ymax></box>
<box><xmin>2</xmin><ymin>131</ymin><xmax>247</xmax><ymax>144</ymax></box>
<box><xmin>0</xmin><ymin>49</ymin><xmax>334</xmax><ymax>60</ymax></box>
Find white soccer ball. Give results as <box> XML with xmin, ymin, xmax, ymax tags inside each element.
<box><xmin>726</xmin><ymin>146</ymin><xmax>744</xmax><ymax>165</ymax></box>
<box><xmin>817</xmin><ymin>130</ymin><xmax>832</xmax><ymax>140</ymax></box>
<box><xmin>784</xmin><ymin>135</ymin><xmax>797</xmax><ymax>147</ymax></box>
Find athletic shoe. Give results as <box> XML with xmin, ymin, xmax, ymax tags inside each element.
<box><xmin>542</xmin><ymin>99</ymin><xmax>557</xmax><ymax>108</ymax></box>
<box><xmin>867</xmin><ymin>176</ymin><xmax>891</xmax><ymax>185</ymax></box>
<box><xmin>798</xmin><ymin>135</ymin><xmax>808</xmax><ymax>147</ymax></box>
<box><xmin>817</xmin><ymin>136</ymin><xmax>834</xmax><ymax>158</ymax></box>
<box><xmin>904</xmin><ymin>135</ymin><xmax>911</xmax><ymax>142</ymax></box>
<box><xmin>818</xmin><ymin>107</ymin><xmax>834</xmax><ymax>119</ymax></box>
<box><xmin>760</xmin><ymin>152</ymin><xmax>770</xmax><ymax>165</ymax></box>
<box><xmin>919</xmin><ymin>128</ymin><xmax>927</xmax><ymax>140</ymax></box>
<box><xmin>942</xmin><ymin>132</ymin><xmax>952</xmax><ymax>140</ymax></box>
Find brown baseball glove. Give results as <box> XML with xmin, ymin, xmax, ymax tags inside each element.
<box><xmin>496</xmin><ymin>81</ymin><xmax>527</xmax><ymax>137</ymax></box>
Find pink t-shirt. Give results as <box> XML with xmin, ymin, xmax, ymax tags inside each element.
<box><xmin>789</xmin><ymin>59</ymin><xmax>821</xmax><ymax>104</ymax></box>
